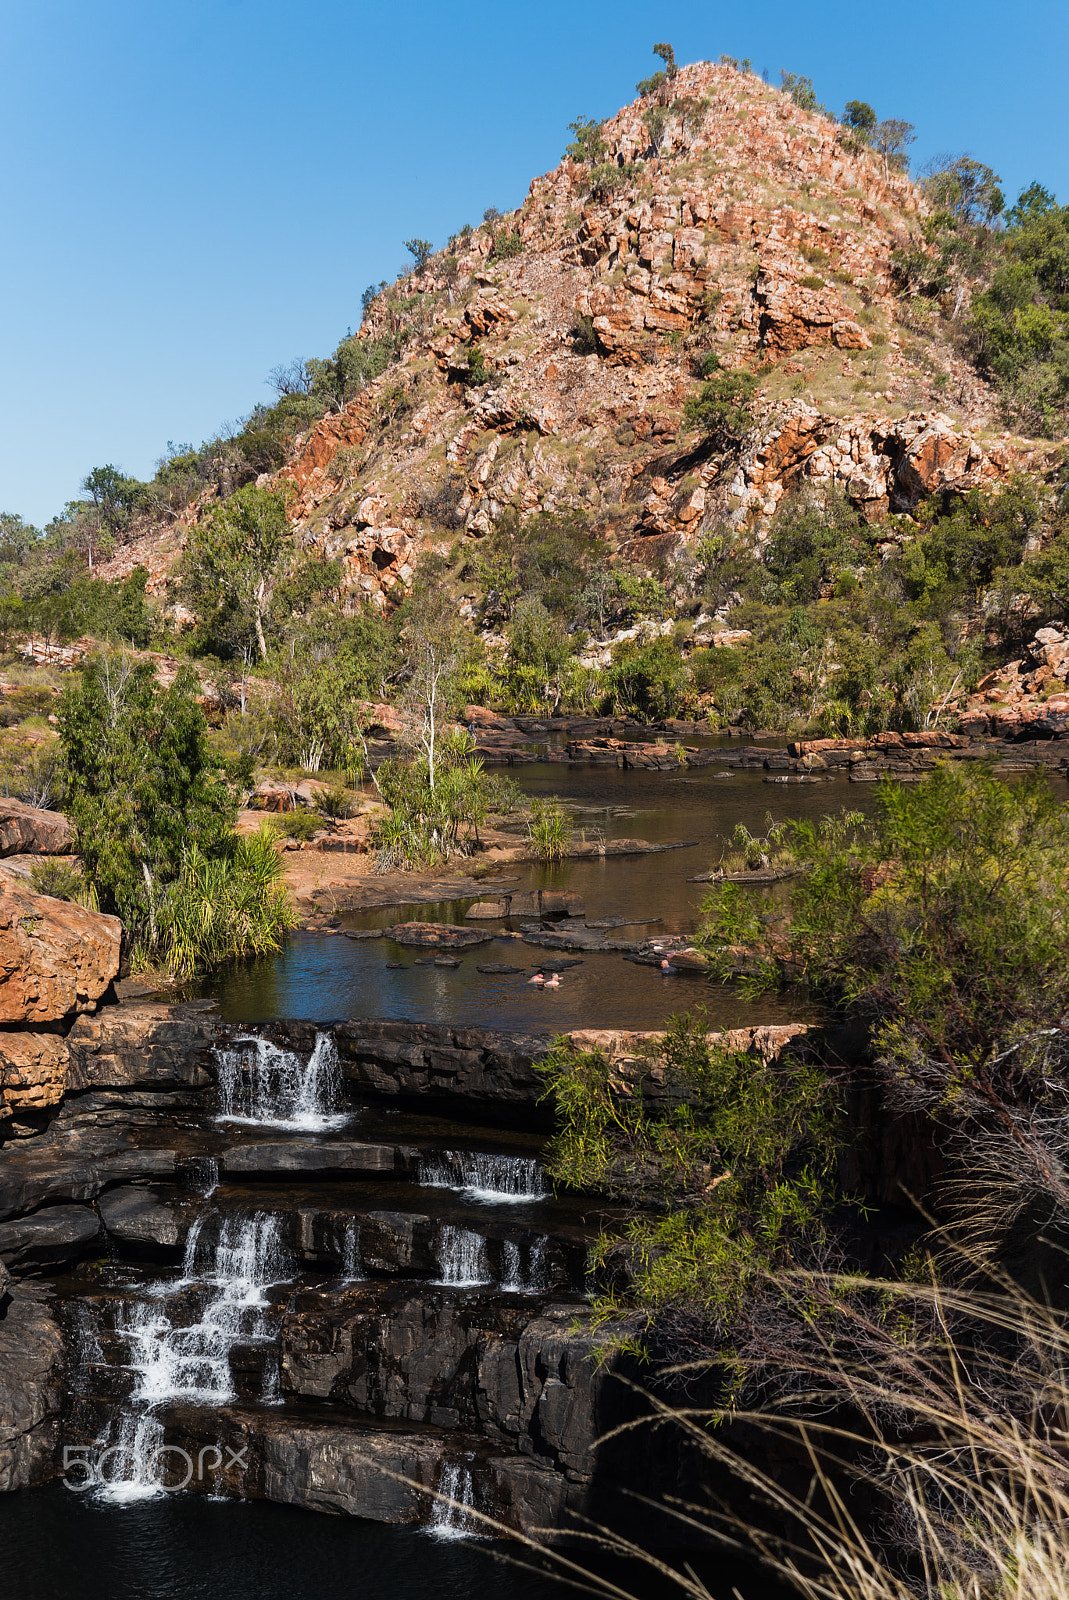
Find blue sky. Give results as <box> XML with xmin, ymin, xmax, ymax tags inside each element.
<box><xmin>1</xmin><ymin>0</ymin><xmax>1065</xmax><ymax>528</ymax></box>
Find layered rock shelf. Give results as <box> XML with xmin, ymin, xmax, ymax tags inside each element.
<box><xmin>0</xmin><ymin>989</ymin><xmax>808</xmax><ymax>1528</ymax></box>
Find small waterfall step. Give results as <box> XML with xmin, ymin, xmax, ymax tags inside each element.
<box><xmin>214</xmin><ymin>1031</ymin><xmax>347</xmax><ymax>1133</ymax></box>
<box><xmin>417</xmin><ymin>1149</ymin><xmax>547</xmax><ymax>1204</ymax></box>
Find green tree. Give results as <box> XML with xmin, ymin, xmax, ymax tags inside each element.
<box><xmin>872</xmin><ymin>118</ymin><xmax>915</xmax><ymax>179</ymax></box>
<box><xmin>565</xmin><ymin>116</ymin><xmax>606</xmax><ymax>164</ymax></box>
<box><xmin>403</xmin><ymin>237</ymin><xmax>433</xmax><ymax>272</ymax></box>
<box><xmin>184</xmin><ymin>483</ymin><xmax>291</xmax><ymax>660</ymax></box>
<box><xmin>842</xmin><ymin>99</ymin><xmax>876</xmax><ymax>138</ymax></box>
<box><xmin>682</xmin><ymin>371</ymin><xmax>757</xmax><ymax>444</ymax></box>
<box><xmin>58</xmin><ymin>657</ymin><xmax>236</xmax><ymax>945</ymax></box>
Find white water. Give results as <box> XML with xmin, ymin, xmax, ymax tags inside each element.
<box><xmin>214</xmin><ymin>1031</ymin><xmax>348</xmax><ymax>1132</ymax></box>
<box><xmin>426</xmin><ymin>1461</ymin><xmax>482</xmax><ymax>1540</ymax></box>
<box><xmin>434</xmin><ymin>1226</ymin><xmax>491</xmax><ymax>1288</ymax></box>
<box><xmin>93</xmin><ymin>1412</ymin><xmax>168</xmax><ymax>1503</ymax></box>
<box><xmin>340</xmin><ymin>1219</ymin><xmax>364</xmax><ymax>1282</ymax></box>
<box><xmin>501</xmin><ymin>1237</ymin><xmax>550</xmax><ymax>1294</ymax></box>
<box><xmin>417</xmin><ymin>1150</ymin><xmax>547</xmax><ymax>1205</ymax></box>
<box><xmin>118</xmin><ymin>1212</ymin><xmax>293</xmax><ymax>1406</ymax></box>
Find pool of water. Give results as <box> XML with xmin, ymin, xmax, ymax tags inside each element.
<box><xmin>199</xmin><ymin>765</ymin><xmax>868</xmax><ymax>1028</ymax></box>
<box><xmin>0</xmin><ymin>1483</ymin><xmax>761</xmax><ymax>1600</ymax></box>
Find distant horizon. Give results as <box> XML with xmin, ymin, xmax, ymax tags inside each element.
<box><xmin>2</xmin><ymin>0</ymin><xmax>1064</xmax><ymax>527</ymax></box>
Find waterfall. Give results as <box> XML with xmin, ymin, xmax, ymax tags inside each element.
<box><xmin>92</xmin><ymin>1411</ymin><xmax>168</xmax><ymax>1503</ymax></box>
<box><xmin>417</xmin><ymin>1150</ymin><xmax>547</xmax><ymax>1204</ymax></box>
<box><xmin>213</xmin><ymin>1031</ymin><xmax>347</xmax><ymax>1132</ymax></box>
<box><xmin>117</xmin><ymin>1212</ymin><xmax>293</xmax><ymax>1407</ymax></box>
<box><xmin>501</xmin><ymin>1237</ymin><xmax>550</xmax><ymax>1294</ymax></box>
<box><xmin>434</xmin><ymin>1226</ymin><xmax>491</xmax><ymax>1287</ymax></box>
<box><xmin>260</xmin><ymin>1352</ymin><xmax>284</xmax><ymax>1406</ymax></box>
<box><xmin>426</xmin><ymin>1461</ymin><xmax>482</xmax><ymax>1540</ymax></box>
<box><xmin>340</xmin><ymin>1219</ymin><xmax>363</xmax><ymax>1282</ymax></box>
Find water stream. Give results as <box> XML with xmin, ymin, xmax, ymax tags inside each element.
<box><xmin>214</xmin><ymin>1031</ymin><xmax>347</xmax><ymax>1131</ymax></box>
<box><xmin>426</xmin><ymin>1461</ymin><xmax>482</xmax><ymax>1541</ymax></box>
<box><xmin>418</xmin><ymin>1150</ymin><xmax>548</xmax><ymax>1203</ymax></box>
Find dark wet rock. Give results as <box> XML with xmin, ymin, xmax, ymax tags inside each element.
<box><xmin>387</xmin><ymin>923</ymin><xmax>492</xmax><ymax>949</ymax></box>
<box><xmin>334</xmin><ymin>1020</ymin><xmax>550</xmax><ymax>1116</ymax></box>
<box><xmin>522</xmin><ymin>926</ymin><xmax>639</xmax><ymax>955</ymax></box>
<box><xmin>0</xmin><ymin>1205</ymin><xmax>102</xmax><ymax>1272</ymax></box>
<box><xmin>584</xmin><ymin>916</ymin><xmax>662</xmax><ymax>929</ymax></box>
<box><xmin>97</xmin><ymin>1186</ymin><xmax>184</xmax><ymax>1252</ymax></box>
<box><xmin>433</xmin><ymin>956</ymin><xmax>461</xmax><ymax>969</ymax></box>
<box><xmin>0</xmin><ymin>1124</ymin><xmax>178</xmax><ymax>1222</ymax></box>
<box><xmin>0</xmin><ymin>1281</ymin><xmax>64</xmax><ymax>1490</ymax></box>
<box><xmin>219</xmin><ymin>1141</ymin><xmax>417</xmax><ymax>1178</ymax></box>
<box><xmin>476</xmin><ymin>964</ymin><xmax>524</xmax><ymax>975</ymax></box>
<box><xmin>385</xmin><ymin>962</ymin><xmax>403</xmax><ymax>969</ymax></box>
<box><xmin>466</xmin><ymin>890</ymin><xmax>585</xmax><ymax>921</ymax></box>
<box><xmin>342</xmin><ymin>929</ymin><xmax>384</xmax><ymax>940</ymax></box>
<box><xmin>66</xmin><ymin>1001</ymin><xmax>220</xmax><ymax>1091</ymax></box>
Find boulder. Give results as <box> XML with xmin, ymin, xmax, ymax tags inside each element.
<box><xmin>0</xmin><ymin>1282</ymin><xmax>64</xmax><ymax>1490</ymax></box>
<box><xmin>66</xmin><ymin>1001</ymin><xmax>220</xmax><ymax>1090</ymax></box>
<box><xmin>220</xmin><ymin>1140</ymin><xmax>417</xmax><ymax>1177</ymax></box>
<box><xmin>0</xmin><ymin>799</ymin><xmax>74</xmax><ymax>858</ymax></box>
<box><xmin>97</xmin><ymin>1185</ymin><xmax>184</xmax><ymax>1250</ymax></box>
<box><xmin>0</xmin><ymin>873</ymin><xmax>123</xmax><ymax>1027</ymax></box>
<box><xmin>0</xmin><ymin>1031</ymin><xmax>69</xmax><ymax>1117</ymax></box>
<box><xmin>387</xmin><ymin>922</ymin><xmax>492</xmax><ymax>949</ymax></box>
<box><xmin>0</xmin><ymin>1204</ymin><xmax>102</xmax><ymax>1271</ymax></box>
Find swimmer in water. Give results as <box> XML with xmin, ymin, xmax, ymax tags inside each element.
<box><xmin>660</xmin><ymin>957</ymin><xmax>677</xmax><ymax>975</ymax></box>
<box><xmin>528</xmin><ymin>971</ymin><xmax>545</xmax><ymax>986</ymax></box>
<box><xmin>545</xmin><ymin>973</ymin><xmax>561</xmax><ymax>989</ymax></box>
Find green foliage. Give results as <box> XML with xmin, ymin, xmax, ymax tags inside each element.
<box><xmin>373</xmin><ymin>730</ymin><xmax>518</xmax><ymax>868</ymax></box>
<box><xmin>606</xmin><ymin>635</ymin><xmax>687</xmax><ymax>719</ymax></box>
<box><xmin>184</xmin><ymin>483</ymin><xmax>292</xmax><ymax>660</ymax></box>
<box><xmin>403</xmin><ymin>237</ymin><xmax>434</xmax><ymax>272</ymax></box>
<box><xmin>779</xmin><ymin>72</ymin><xmax>819</xmax><ymax>112</ymax></box>
<box><xmin>924</xmin><ymin>155</ymin><xmax>1004</xmax><ymax>227</ymax></box>
<box><xmin>488</xmin><ymin>229</ymin><xmax>523</xmax><ymax>262</ymax></box>
<box><xmin>454</xmin><ymin>344</ymin><xmax>492</xmax><ymax>387</ymax></box>
<box><xmin>537</xmin><ymin>1012</ymin><xmax>843</xmax><ymax>1333</ymax></box>
<box><xmin>156</xmin><ymin>827</ymin><xmax>294</xmax><ymax>981</ymax></box>
<box><xmin>762</xmin><ymin>488</ymin><xmax>870</xmax><ymax>605</ymax></box>
<box><xmin>565</xmin><ymin>117</ymin><xmax>606</xmax><ymax>164</ymax></box>
<box><xmin>469</xmin><ymin>508</ymin><xmax>597</xmax><ymax>626</ymax></box>
<box><xmin>701</xmin><ymin>765</ymin><xmax>1069</xmax><ymax>1079</ymax></box>
<box><xmin>28</xmin><ymin>860</ymin><xmax>95</xmax><ymax>908</ymax></box>
<box><xmin>58</xmin><ymin>657</ymin><xmax>236</xmax><ymax>952</ymax></box>
<box><xmin>315</xmin><ymin>783</ymin><xmax>355</xmax><ymax>822</ymax></box>
<box><xmin>268</xmin><ymin>808</ymin><xmax>322</xmax><ymax>842</ymax></box>
<box><xmin>842</xmin><ymin>100</ymin><xmax>876</xmax><ymax>138</ymax></box>
<box><xmin>526</xmin><ymin>797</ymin><xmax>570</xmax><ymax>861</ymax></box>
<box><xmin>895</xmin><ymin>479</ymin><xmax>1042</xmax><ymax>610</ymax></box>
<box><xmin>682</xmin><ymin>371</ymin><xmax>757</xmax><ymax>443</ymax></box>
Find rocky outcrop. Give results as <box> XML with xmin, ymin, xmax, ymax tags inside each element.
<box><xmin>97</xmin><ymin>59</ymin><xmax>1044</xmax><ymax>621</ymax></box>
<box><xmin>0</xmin><ymin>1282</ymin><xmax>65</xmax><ymax>1490</ymax></box>
<box><xmin>65</xmin><ymin>1001</ymin><xmax>220</xmax><ymax>1091</ymax></box>
<box><xmin>0</xmin><ymin>874</ymin><xmax>122</xmax><ymax>1029</ymax></box>
<box><xmin>334</xmin><ymin>1020</ymin><xmax>549</xmax><ymax>1115</ymax></box>
<box><xmin>0</xmin><ymin>800</ymin><xmax>73</xmax><ymax>858</ymax></box>
<box><xmin>0</xmin><ymin>1204</ymin><xmax>102</xmax><ymax>1272</ymax></box>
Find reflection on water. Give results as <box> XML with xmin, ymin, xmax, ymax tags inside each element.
<box><xmin>198</xmin><ymin>767</ymin><xmax>872</xmax><ymax>1028</ymax></box>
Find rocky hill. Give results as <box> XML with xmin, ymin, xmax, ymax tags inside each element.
<box><xmin>99</xmin><ymin>58</ymin><xmax>1055</xmax><ymax>628</ymax></box>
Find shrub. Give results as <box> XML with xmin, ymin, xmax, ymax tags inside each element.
<box><xmin>682</xmin><ymin>371</ymin><xmax>758</xmax><ymax>443</ymax></box>
<box><xmin>29</xmin><ymin>860</ymin><xmax>94</xmax><ymax>908</ymax></box>
<box><xmin>315</xmin><ymin>783</ymin><xmax>354</xmax><ymax>822</ymax></box>
<box><xmin>269</xmin><ymin>809</ymin><xmax>322</xmax><ymax>842</ymax></box>
<box><xmin>403</xmin><ymin>237</ymin><xmax>433</xmax><ymax>272</ymax></box>
<box><xmin>488</xmin><ymin>229</ymin><xmax>523</xmax><ymax>262</ymax></box>
<box><xmin>564</xmin><ymin>117</ymin><xmax>606</xmax><ymax>164</ymax></box>
<box><xmin>526</xmin><ymin>798</ymin><xmax>569</xmax><ymax>861</ymax></box>
<box><xmin>156</xmin><ymin>827</ymin><xmax>294</xmax><ymax>980</ymax></box>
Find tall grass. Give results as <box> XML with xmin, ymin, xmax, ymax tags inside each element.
<box><xmin>502</xmin><ymin>1266</ymin><xmax>1069</xmax><ymax>1600</ymax></box>
<box><xmin>527</xmin><ymin>798</ymin><xmax>570</xmax><ymax>861</ymax></box>
<box><xmin>154</xmin><ymin>826</ymin><xmax>295</xmax><ymax>979</ymax></box>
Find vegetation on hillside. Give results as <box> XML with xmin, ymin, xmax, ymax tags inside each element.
<box><xmin>57</xmin><ymin>656</ymin><xmax>292</xmax><ymax>974</ymax></box>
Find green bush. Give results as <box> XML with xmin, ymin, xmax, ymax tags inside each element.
<box><xmin>157</xmin><ymin>827</ymin><xmax>294</xmax><ymax>980</ymax></box>
<box><xmin>268</xmin><ymin>808</ymin><xmax>321</xmax><ymax>842</ymax></box>
<box><xmin>526</xmin><ymin>798</ymin><xmax>570</xmax><ymax>861</ymax></box>
<box><xmin>682</xmin><ymin>371</ymin><xmax>757</xmax><ymax>442</ymax></box>
<box><xmin>489</xmin><ymin>230</ymin><xmax>523</xmax><ymax>261</ymax></box>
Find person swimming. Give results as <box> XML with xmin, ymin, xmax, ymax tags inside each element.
<box><xmin>660</xmin><ymin>957</ymin><xmax>677</xmax><ymax>975</ymax></box>
<box><xmin>528</xmin><ymin>971</ymin><xmax>545</xmax><ymax>986</ymax></box>
<box><xmin>545</xmin><ymin>973</ymin><xmax>561</xmax><ymax>989</ymax></box>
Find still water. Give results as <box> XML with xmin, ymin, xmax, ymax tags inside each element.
<box><xmin>200</xmin><ymin>764</ymin><xmax>871</xmax><ymax>1028</ymax></box>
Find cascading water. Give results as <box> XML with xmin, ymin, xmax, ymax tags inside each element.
<box><xmin>434</xmin><ymin>1226</ymin><xmax>491</xmax><ymax>1288</ymax></box>
<box><xmin>417</xmin><ymin>1150</ymin><xmax>547</xmax><ymax>1204</ymax></box>
<box><xmin>340</xmin><ymin>1219</ymin><xmax>364</xmax><ymax>1282</ymax></box>
<box><xmin>500</xmin><ymin>1237</ymin><xmax>550</xmax><ymax>1294</ymax></box>
<box><xmin>213</xmin><ymin>1031</ymin><xmax>348</xmax><ymax>1132</ymax></box>
<box><xmin>426</xmin><ymin>1461</ymin><xmax>482</xmax><ymax>1541</ymax></box>
<box><xmin>92</xmin><ymin>1411</ymin><xmax>168</xmax><ymax>1503</ymax></box>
